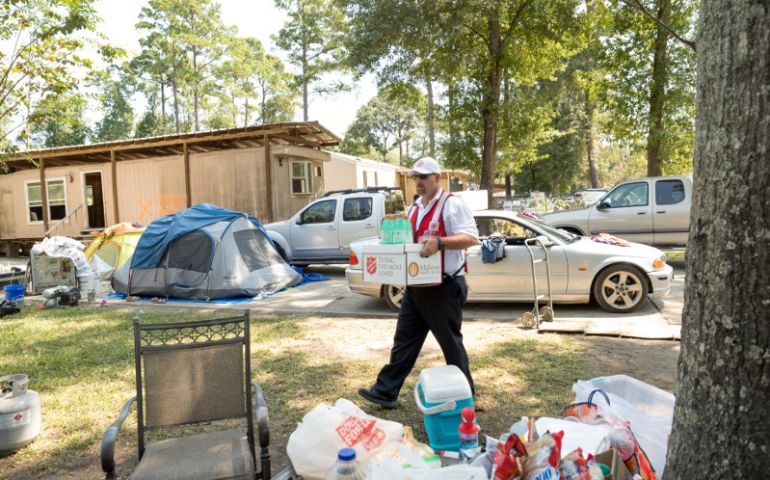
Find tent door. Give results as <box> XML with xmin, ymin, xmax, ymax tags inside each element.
<box><xmin>84</xmin><ymin>172</ymin><xmax>105</xmax><ymax>228</ymax></box>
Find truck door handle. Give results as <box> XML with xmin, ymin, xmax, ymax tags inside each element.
<box><xmin>637</xmin><ymin>211</ymin><xmax>647</xmax><ymax>215</ymax></box>
<box><xmin>327</xmin><ymin>226</ymin><xmax>336</xmax><ymax>231</ymax></box>
<box><xmin>364</xmin><ymin>224</ymin><xmax>375</xmax><ymax>229</ymax></box>
<box><xmin>656</xmin><ymin>210</ymin><xmax>666</xmax><ymax>214</ymax></box>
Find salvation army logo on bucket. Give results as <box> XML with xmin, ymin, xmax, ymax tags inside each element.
<box><xmin>366</xmin><ymin>256</ymin><xmax>378</xmax><ymax>275</ymax></box>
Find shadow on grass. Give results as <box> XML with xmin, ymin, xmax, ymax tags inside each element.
<box><xmin>0</xmin><ymin>307</ymin><xmax>303</xmax><ymax>479</ymax></box>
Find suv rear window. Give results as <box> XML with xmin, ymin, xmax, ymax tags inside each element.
<box><xmin>384</xmin><ymin>192</ymin><xmax>405</xmax><ymax>214</ymax></box>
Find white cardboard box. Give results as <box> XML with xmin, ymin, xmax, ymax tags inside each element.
<box><xmin>362</xmin><ymin>243</ymin><xmax>442</xmax><ymax>286</ymax></box>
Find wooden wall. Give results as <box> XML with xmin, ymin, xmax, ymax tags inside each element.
<box><xmin>0</xmin><ymin>144</ymin><xmax>330</xmax><ymax>240</ymax></box>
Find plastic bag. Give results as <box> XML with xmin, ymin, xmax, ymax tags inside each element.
<box><xmin>417</xmin><ymin>465</ymin><xmax>487</xmax><ymax>480</ymax></box>
<box><xmin>368</xmin><ymin>427</ymin><xmax>440</xmax><ymax>480</ymax></box>
<box><xmin>286</xmin><ymin>399</ymin><xmax>404</xmax><ymax>480</ymax></box>
<box><xmin>572</xmin><ymin>375</ymin><xmax>674</xmax><ymax>477</ymax></box>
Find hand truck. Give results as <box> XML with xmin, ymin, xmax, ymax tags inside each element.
<box><xmin>520</xmin><ymin>237</ymin><xmax>555</xmax><ymax>329</ymax></box>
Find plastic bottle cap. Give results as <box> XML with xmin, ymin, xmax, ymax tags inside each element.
<box><xmin>338</xmin><ymin>448</ymin><xmax>356</xmax><ymax>461</ymax></box>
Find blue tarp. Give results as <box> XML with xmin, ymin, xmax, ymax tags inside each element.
<box><xmin>106</xmin><ymin>268</ymin><xmax>328</xmax><ymax>304</ymax></box>
<box><xmin>131</xmin><ymin>203</ymin><xmax>274</xmax><ymax>269</ymax></box>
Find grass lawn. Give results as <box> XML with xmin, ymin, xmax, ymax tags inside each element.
<box><xmin>0</xmin><ymin>305</ymin><xmax>678</xmax><ymax>479</ymax></box>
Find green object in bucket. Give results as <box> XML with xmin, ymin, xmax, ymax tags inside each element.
<box><xmin>599</xmin><ymin>463</ymin><xmax>611</xmax><ymax>475</ymax></box>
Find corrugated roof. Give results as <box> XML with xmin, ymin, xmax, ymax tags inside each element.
<box><xmin>1</xmin><ymin>121</ymin><xmax>340</xmax><ymax>171</ymax></box>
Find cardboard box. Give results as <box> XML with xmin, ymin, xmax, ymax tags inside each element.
<box><xmin>594</xmin><ymin>449</ymin><xmax>633</xmax><ymax>480</ymax></box>
<box><xmin>362</xmin><ymin>243</ymin><xmax>442</xmax><ymax>286</ymax></box>
<box><xmin>362</xmin><ymin>244</ymin><xmax>406</xmax><ymax>285</ymax></box>
<box><xmin>404</xmin><ymin>243</ymin><xmax>442</xmax><ymax>285</ymax></box>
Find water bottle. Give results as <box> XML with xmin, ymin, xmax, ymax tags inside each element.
<box><xmin>392</xmin><ymin>215</ymin><xmax>406</xmax><ymax>244</ymax></box>
<box><xmin>401</xmin><ymin>214</ymin><xmax>413</xmax><ymax>243</ymax></box>
<box><xmin>325</xmin><ymin>448</ymin><xmax>365</xmax><ymax>480</ymax></box>
<box><xmin>380</xmin><ymin>215</ymin><xmax>394</xmax><ymax>244</ymax></box>
<box><xmin>418</xmin><ymin>220</ymin><xmax>440</xmax><ymax>243</ymax></box>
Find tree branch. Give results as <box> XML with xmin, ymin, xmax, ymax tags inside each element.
<box><xmin>501</xmin><ymin>1</ymin><xmax>531</xmax><ymax>51</ymax></box>
<box><xmin>463</xmin><ymin>22</ymin><xmax>490</xmax><ymax>51</ymax></box>
<box><xmin>619</xmin><ymin>0</ymin><xmax>696</xmax><ymax>51</ymax></box>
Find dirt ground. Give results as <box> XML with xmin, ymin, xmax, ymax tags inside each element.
<box><xmin>2</xmin><ymin>315</ymin><xmax>680</xmax><ymax>480</ymax></box>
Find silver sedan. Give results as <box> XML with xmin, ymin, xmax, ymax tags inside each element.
<box><xmin>345</xmin><ymin>210</ymin><xmax>673</xmax><ymax>313</ymax></box>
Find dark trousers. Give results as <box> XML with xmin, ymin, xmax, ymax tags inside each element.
<box><xmin>372</xmin><ymin>275</ymin><xmax>474</xmax><ymax>401</ymax></box>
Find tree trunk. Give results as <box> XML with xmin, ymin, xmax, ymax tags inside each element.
<box><xmin>193</xmin><ymin>48</ymin><xmax>200</xmax><ymax>132</ymax></box>
<box><xmin>664</xmin><ymin>1</ymin><xmax>770</xmax><ymax>477</ymax></box>
<box><xmin>646</xmin><ymin>0</ymin><xmax>670</xmax><ymax>177</ymax></box>
<box><xmin>505</xmin><ymin>174</ymin><xmax>512</xmax><ymax>197</ymax></box>
<box><xmin>480</xmin><ymin>4</ymin><xmax>503</xmax><ymax>207</ymax></box>
<box><xmin>302</xmin><ymin>56</ymin><xmax>309</xmax><ymax>121</ymax></box>
<box><xmin>426</xmin><ymin>75</ymin><xmax>435</xmax><ymax>157</ymax></box>
<box><xmin>585</xmin><ymin>90</ymin><xmax>599</xmax><ymax>188</ymax></box>
<box><xmin>260</xmin><ymin>83</ymin><xmax>267</xmax><ymax>123</ymax></box>
<box><xmin>171</xmin><ymin>46</ymin><xmax>180</xmax><ymax>134</ymax></box>
<box><xmin>244</xmin><ymin>97</ymin><xmax>249</xmax><ymax>127</ymax></box>
<box><xmin>160</xmin><ymin>81</ymin><xmax>166</xmax><ymax>120</ymax></box>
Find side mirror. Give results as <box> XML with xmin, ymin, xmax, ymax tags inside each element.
<box><xmin>597</xmin><ymin>200</ymin><xmax>611</xmax><ymax>210</ymax></box>
<box><xmin>295</xmin><ymin>216</ymin><xmax>303</xmax><ymax>225</ymax></box>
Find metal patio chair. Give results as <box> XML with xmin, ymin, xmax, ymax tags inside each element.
<box><xmin>101</xmin><ymin>311</ymin><xmax>271</xmax><ymax>480</ymax></box>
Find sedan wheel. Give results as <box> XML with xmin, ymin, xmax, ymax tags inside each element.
<box><xmin>382</xmin><ymin>285</ymin><xmax>405</xmax><ymax>312</ymax></box>
<box><xmin>593</xmin><ymin>265</ymin><xmax>648</xmax><ymax>313</ymax></box>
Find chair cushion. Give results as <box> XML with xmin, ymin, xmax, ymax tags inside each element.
<box><xmin>129</xmin><ymin>429</ymin><xmax>255</xmax><ymax>480</ymax></box>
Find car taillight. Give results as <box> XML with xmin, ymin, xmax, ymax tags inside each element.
<box><xmin>350</xmin><ymin>251</ymin><xmax>359</xmax><ymax>266</ymax></box>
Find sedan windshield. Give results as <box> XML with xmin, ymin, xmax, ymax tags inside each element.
<box><xmin>518</xmin><ymin>215</ymin><xmax>578</xmax><ymax>243</ymax></box>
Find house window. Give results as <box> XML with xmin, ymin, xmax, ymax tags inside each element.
<box><xmin>26</xmin><ymin>178</ymin><xmax>67</xmax><ymax>223</ymax></box>
<box><xmin>315</xmin><ymin>165</ymin><xmax>322</xmax><ymax>177</ymax></box>
<box><xmin>291</xmin><ymin>161</ymin><xmax>313</xmax><ymax>194</ymax></box>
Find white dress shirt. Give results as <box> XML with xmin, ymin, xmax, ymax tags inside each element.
<box><xmin>411</xmin><ymin>189</ymin><xmax>479</xmax><ymax>276</ymax></box>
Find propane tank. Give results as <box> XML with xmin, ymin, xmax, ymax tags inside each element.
<box><xmin>0</xmin><ymin>374</ymin><xmax>41</xmax><ymax>454</ymax></box>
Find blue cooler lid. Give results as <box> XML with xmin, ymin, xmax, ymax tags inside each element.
<box><xmin>419</xmin><ymin>365</ymin><xmax>472</xmax><ymax>403</ymax></box>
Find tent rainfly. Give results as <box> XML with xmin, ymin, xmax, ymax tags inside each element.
<box><xmin>112</xmin><ymin>203</ymin><xmax>301</xmax><ymax>299</ymax></box>
<box><xmin>84</xmin><ymin>223</ymin><xmax>145</xmax><ymax>281</ymax></box>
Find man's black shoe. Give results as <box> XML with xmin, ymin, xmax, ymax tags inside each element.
<box><xmin>358</xmin><ymin>388</ymin><xmax>397</xmax><ymax>410</ymax></box>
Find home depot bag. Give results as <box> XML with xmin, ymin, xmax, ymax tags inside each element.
<box><xmin>287</xmin><ymin>399</ymin><xmax>404</xmax><ymax>479</ymax></box>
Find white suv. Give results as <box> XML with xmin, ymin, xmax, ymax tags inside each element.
<box><xmin>263</xmin><ymin>187</ymin><xmax>405</xmax><ymax>265</ymax></box>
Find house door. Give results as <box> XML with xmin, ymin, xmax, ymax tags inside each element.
<box><xmin>84</xmin><ymin>172</ymin><xmax>105</xmax><ymax>228</ymax></box>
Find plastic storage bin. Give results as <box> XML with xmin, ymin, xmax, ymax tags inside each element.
<box><xmin>572</xmin><ymin>374</ymin><xmax>675</xmax><ymax>476</ymax></box>
<box><xmin>414</xmin><ymin>365</ymin><xmax>474</xmax><ymax>452</ymax></box>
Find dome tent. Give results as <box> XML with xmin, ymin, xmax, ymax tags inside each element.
<box><xmin>84</xmin><ymin>223</ymin><xmax>145</xmax><ymax>281</ymax></box>
<box><xmin>112</xmin><ymin>203</ymin><xmax>301</xmax><ymax>299</ymax></box>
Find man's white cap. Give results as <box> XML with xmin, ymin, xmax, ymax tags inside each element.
<box><xmin>409</xmin><ymin>157</ymin><xmax>441</xmax><ymax>176</ymax></box>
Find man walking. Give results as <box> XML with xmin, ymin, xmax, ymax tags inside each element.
<box><xmin>359</xmin><ymin>157</ymin><xmax>479</xmax><ymax>409</ymax></box>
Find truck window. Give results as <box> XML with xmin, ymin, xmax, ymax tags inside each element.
<box><xmin>343</xmin><ymin>198</ymin><xmax>373</xmax><ymax>221</ymax></box>
<box><xmin>300</xmin><ymin>199</ymin><xmax>336</xmax><ymax>224</ymax></box>
<box><xmin>605</xmin><ymin>182</ymin><xmax>648</xmax><ymax>208</ymax></box>
<box><xmin>384</xmin><ymin>192</ymin><xmax>405</xmax><ymax>214</ymax></box>
<box><xmin>655</xmin><ymin>179</ymin><xmax>685</xmax><ymax>205</ymax></box>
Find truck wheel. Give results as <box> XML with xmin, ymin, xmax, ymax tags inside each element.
<box><xmin>382</xmin><ymin>285</ymin><xmax>404</xmax><ymax>312</ymax></box>
<box><xmin>592</xmin><ymin>264</ymin><xmax>648</xmax><ymax>313</ymax></box>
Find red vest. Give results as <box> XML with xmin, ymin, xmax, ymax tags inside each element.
<box><xmin>409</xmin><ymin>192</ymin><xmax>451</xmax><ymax>278</ymax></box>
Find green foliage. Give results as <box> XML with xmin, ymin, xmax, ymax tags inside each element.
<box><xmin>92</xmin><ymin>68</ymin><xmax>135</xmax><ymax>142</ymax></box>
<box><xmin>275</xmin><ymin>0</ymin><xmax>349</xmax><ymax>120</ymax></box>
<box><xmin>342</xmin><ymin>84</ymin><xmax>426</xmax><ymax>164</ymax></box>
<box><xmin>599</xmin><ymin>0</ymin><xmax>697</xmax><ymax>173</ymax></box>
<box><xmin>0</xmin><ymin>0</ymin><xmax>101</xmax><ymax>146</ymax></box>
<box><xmin>26</xmin><ymin>92</ymin><xmax>90</xmax><ymax>148</ymax></box>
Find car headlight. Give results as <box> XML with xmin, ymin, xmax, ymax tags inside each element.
<box><xmin>652</xmin><ymin>255</ymin><xmax>666</xmax><ymax>270</ymax></box>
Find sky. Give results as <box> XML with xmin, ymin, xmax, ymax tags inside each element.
<box><xmin>95</xmin><ymin>0</ymin><xmax>378</xmax><ymax>138</ymax></box>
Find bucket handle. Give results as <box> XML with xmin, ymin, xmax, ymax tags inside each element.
<box><xmin>414</xmin><ymin>382</ymin><xmax>457</xmax><ymax>415</ymax></box>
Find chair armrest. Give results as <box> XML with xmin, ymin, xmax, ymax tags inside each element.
<box><xmin>251</xmin><ymin>381</ymin><xmax>270</xmax><ymax>448</ymax></box>
<box><xmin>101</xmin><ymin>396</ymin><xmax>136</xmax><ymax>479</ymax></box>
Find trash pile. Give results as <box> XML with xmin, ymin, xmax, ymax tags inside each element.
<box><xmin>287</xmin><ymin>372</ymin><xmax>675</xmax><ymax>480</ymax></box>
